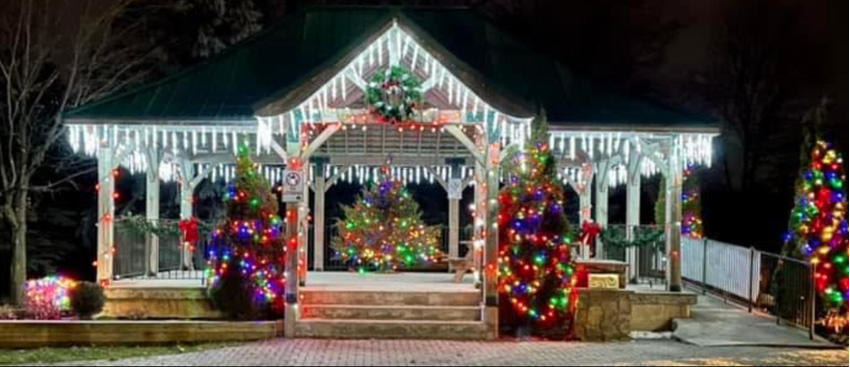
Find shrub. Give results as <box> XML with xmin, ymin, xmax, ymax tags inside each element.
<box><xmin>69</xmin><ymin>282</ymin><xmax>105</xmax><ymax>320</ymax></box>
<box><xmin>209</xmin><ymin>268</ymin><xmax>269</xmax><ymax>320</ymax></box>
<box><xmin>0</xmin><ymin>306</ymin><xmax>18</xmax><ymax>320</ymax></box>
<box><xmin>23</xmin><ymin>277</ymin><xmax>74</xmax><ymax>320</ymax></box>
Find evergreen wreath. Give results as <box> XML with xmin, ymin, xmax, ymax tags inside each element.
<box><xmin>366</xmin><ymin>66</ymin><xmax>423</xmax><ymax>124</ymax></box>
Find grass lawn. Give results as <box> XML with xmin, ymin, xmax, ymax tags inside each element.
<box><xmin>0</xmin><ymin>343</ymin><xmax>237</xmax><ymax>365</ymax></box>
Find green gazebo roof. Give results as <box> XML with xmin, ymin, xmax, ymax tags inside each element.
<box><xmin>64</xmin><ymin>6</ymin><xmax>714</xmax><ymax>130</ymax></box>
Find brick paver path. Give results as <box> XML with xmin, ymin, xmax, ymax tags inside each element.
<box><xmin>74</xmin><ymin>339</ymin><xmax>846</xmax><ymax>366</ymax></box>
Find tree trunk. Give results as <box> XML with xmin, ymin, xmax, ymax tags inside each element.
<box><xmin>9</xmin><ymin>189</ymin><xmax>28</xmax><ymax>306</ymax></box>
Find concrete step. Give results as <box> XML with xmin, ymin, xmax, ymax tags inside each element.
<box><xmin>300</xmin><ymin>290</ymin><xmax>480</xmax><ymax>307</ymax></box>
<box><xmin>295</xmin><ymin>319</ymin><xmax>493</xmax><ymax>340</ymax></box>
<box><xmin>300</xmin><ymin>305</ymin><xmax>481</xmax><ymax>321</ymax></box>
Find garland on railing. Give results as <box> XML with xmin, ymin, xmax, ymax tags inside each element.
<box><xmin>118</xmin><ymin>215</ymin><xmax>215</xmax><ymax>239</ymax></box>
<box><xmin>600</xmin><ymin>226</ymin><xmax>665</xmax><ymax>251</ymax></box>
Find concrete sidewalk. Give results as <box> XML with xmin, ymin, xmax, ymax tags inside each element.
<box><xmin>673</xmin><ymin>292</ymin><xmax>837</xmax><ymax>348</ymax></box>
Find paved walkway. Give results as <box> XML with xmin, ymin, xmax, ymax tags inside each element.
<box><xmin>67</xmin><ymin>340</ymin><xmax>846</xmax><ymax>366</ymax></box>
<box><xmin>673</xmin><ymin>293</ymin><xmax>834</xmax><ymax>348</ymax></box>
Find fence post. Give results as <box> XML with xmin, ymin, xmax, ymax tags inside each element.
<box><xmin>809</xmin><ymin>262</ymin><xmax>816</xmax><ymax>341</ymax></box>
<box><xmin>702</xmin><ymin>238</ymin><xmax>708</xmax><ymax>295</ymax></box>
<box><xmin>748</xmin><ymin>247</ymin><xmax>755</xmax><ymax>313</ymax></box>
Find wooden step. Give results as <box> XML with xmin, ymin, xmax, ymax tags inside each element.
<box><xmin>103</xmin><ymin>287</ymin><xmax>221</xmax><ymax>320</ymax></box>
<box><xmin>299</xmin><ymin>290</ymin><xmax>480</xmax><ymax>307</ymax></box>
<box><xmin>300</xmin><ymin>305</ymin><xmax>481</xmax><ymax>321</ymax></box>
<box><xmin>295</xmin><ymin>319</ymin><xmax>493</xmax><ymax>340</ymax></box>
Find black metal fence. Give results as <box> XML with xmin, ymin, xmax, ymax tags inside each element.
<box><xmin>599</xmin><ymin>225</ymin><xmax>668</xmax><ymax>286</ymax></box>
<box><xmin>113</xmin><ymin>219</ymin><xmax>209</xmax><ymax>283</ymax></box>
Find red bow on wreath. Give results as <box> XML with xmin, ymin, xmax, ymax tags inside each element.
<box><xmin>178</xmin><ymin>218</ymin><xmax>199</xmax><ymax>249</ymax></box>
<box><xmin>579</xmin><ymin>221</ymin><xmax>602</xmax><ymax>258</ymax></box>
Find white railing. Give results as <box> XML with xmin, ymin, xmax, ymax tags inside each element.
<box><xmin>683</xmin><ymin>237</ymin><xmax>760</xmax><ymax>302</ymax></box>
<box><xmin>682</xmin><ymin>238</ymin><xmax>761</xmax><ymax>301</ymax></box>
<box><xmin>682</xmin><ymin>237</ymin><xmax>816</xmax><ymax>339</ymax></box>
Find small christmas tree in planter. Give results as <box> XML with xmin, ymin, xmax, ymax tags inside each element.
<box><xmin>332</xmin><ymin>164</ymin><xmax>443</xmax><ymax>273</ymax></box>
<box><xmin>207</xmin><ymin>144</ymin><xmax>287</xmax><ymax>320</ymax></box>
<box><xmin>498</xmin><ymin>113</ymin><xmax>577</xmax><ymax>338</ymax></box>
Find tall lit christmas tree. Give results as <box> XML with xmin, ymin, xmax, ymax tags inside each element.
<box><xmin>782</xmin><ymin>103</ymin><xmax>848</xmax><ymax>333</ymax></box>
<box><xmin>332</xmin><ymin>164</ymin><xmax>443</xmax><ymax>272</ymax></box>
<box><xmin>206</xmin><ymin>144</ymin><xmax>287</xmax><ymax>319</ymax></box>
<box><xmin>682</xmin><ymin>165</ymin><xmax>704</xmax><ymax>239</ymax></box>
<box><xmin>654</xmin><ymin>166</ymin><xmax>703</xmax><ymax>239</ymax></box>
<box><xmin>498</xmin><ymin>113</ymin><xmax>576</xmax><ymax>336</ymax></box>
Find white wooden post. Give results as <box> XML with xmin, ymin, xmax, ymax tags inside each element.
<box><xmin>576</xmin><ymin>165</ymin><xmax>594</xmax><ymax>260</ymax></box>
<box><xmin>447</xmin><ymin>159</ymin><xmax>463</xmax><ymax>260</ymax></box>
<box><xmin>666</xmin><ymin>136</ymin><xmax>684</xmax><ymax>292</ymax></box>
<box><xmin>299</xmin><ymin>168</ymin><xmax>310</xmax><ymax>286</ymax></box>
<box><xmin>179</xmin><ymin>159</ymin><xmax>196</xmax><ymax>271</ymax></box>
<box><xmin>626</xmin><ymin>155</ymin><xmax>642</xmax><ymax>282</ymax></box>
<box><xmin>145</xmin><ymin>148</ymin><xmax>160</xmax><ymax>276</ymax></box>
<box><xmin>473</xmin><ymin>160</ymin><xmax>486</xmax><ymax>287</ymax></box>
<box><xmin>595</xmin><ymin>160</ymin><xmax>610</xmax><ymax>259</ymax></box>
<box><xmin>96</xmin><ymin>146</ymin><xmax>115</xmax><ymax>283</ymax></box>
<box><xmin>313</xmin><ymin>162</ymin><xmax>326</xmax><ymax>272</ymax></box>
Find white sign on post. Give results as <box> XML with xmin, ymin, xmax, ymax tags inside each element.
<box><xmin>282</xmin><ymin>170</ymin><xmax>304</xmax><ymax>203</ymax></box>
<box><xmin>448</xmin><ymin>178</ymin><xmax>463</xmax><ymax>200</ymax></box>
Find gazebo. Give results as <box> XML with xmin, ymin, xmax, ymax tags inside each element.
<box><xmin>63</xmin><ymin>7</ymin><xmax>718</xmax><ymax>337</ymax></box>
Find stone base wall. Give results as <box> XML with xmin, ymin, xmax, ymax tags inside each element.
<box><xmin>574</xmin><ymin>289</ymin><xmax>697</xmax><ymax>341</ymax></box>
<box><xmin>574</xmin><ymin>289</ymin><xmax>632</xmax><ymax>342</ymax></box>
<box><xmin>630</xmin><ymin>293</ymin><xmax>697</xmax><ymax>332</ymax></box>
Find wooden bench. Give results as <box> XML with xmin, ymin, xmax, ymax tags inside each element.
<box><xmin>448</xmin><ymin>242</ymin><xmax>475</xmax><ymax>283</ymax></box>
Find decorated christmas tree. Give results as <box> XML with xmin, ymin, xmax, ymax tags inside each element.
<box><xmin>655</xmin><ymin>165</ymin><xmax>704</xmax><ymax>239</ymax></box>
<box><xmin>682</xmin><ymin>165</ymin><xmax>704</xmax><ymax>239</ymax></box>
<box><xmin>332</xmin><ymin>164</ymin><xmax>443</xmax><ymax>272</ymax></box>
<box><xmin>498</xmin><ymin>114</ymin><xmax>576</xmax><ymax>336</ymax></box>
<box><xmin>206</xmin><ymin>144</ymin><xmax>287</xmax><ymax>319</ymax></box>
<box><xmin>781</xmin><ymin>107</ymin><xmax>848</xmax><ymax>332</ymax></box>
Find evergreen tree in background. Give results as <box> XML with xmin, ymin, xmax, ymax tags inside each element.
<box><xmin>207</xmin><ymin>144</ymin><xmax>286</xmax><ymax>320</ymax></box>
<box><xmin>127</xmin><ymin>0</ymin><xmax>264</xmax><ymax>71</ymax></box>
<box><xmin>498</xmin><ymin>113</ymin><xmax>576</xmax><ymax>337</ymax></box>
<box><xmin>332</xmin><ymin>165</ymin><xmax>443</xmax><ymax>272</ymax></box>
<box><xmin>654</xmin><ymin>167</ymin><xmax>704</xmax><ymax>240</ymax></box>
<box><xmin>682</xmin><ymin>165</ymin><xmax>704</xmax><ymax>239</ymax></box>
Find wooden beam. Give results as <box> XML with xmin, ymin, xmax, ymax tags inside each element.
<box><xmin>636</xmin><ymin>138</ymin><xmax>669</xmax><ymax>177</ymax></box>
<box><xmin>498</xmin><ymin>143</ymin><xmax>519</xmax><ymax>164</ymax></box>
<box><xmin>325</xmin><ymin>165</ymin><xmax>353</xmax><ymax>192</ymax></box>
<box><xmin>301</xmin><ymin>124</ymin><xmax>341</xmax><ymax>161</ymax></box>
<box><xmin>344</xmin><ymin>68</ymin><xmax>367</xmax><ymax>91</ymax></box>
<box><xmin>425</xmin><ymin>166</ymin><xmax>448</xmax><ymax>191</ymax></box>
<box><xmin>444</xmin><ymin>125</ymin><xmax>483</xmax><ymax>165</ymax></box>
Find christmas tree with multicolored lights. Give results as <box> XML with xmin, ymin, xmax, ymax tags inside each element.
<box><xmin>206</xmin><ymin>144</ymin><xmax>287</xmax><ymax>319</ymax></box>
<box><xmin>498</xmin><ymin>113</ymin><xmax>576</xmax><ymax>337</ymax></box>
<box><xmin>782</xmin><ymin>104</ymin><xmax>848</xmax><ymax>333</ymax></box>
<box><xmin>332</xmin><ymin>164</ymin><xmax>443</xmax><ymax>272</ymax></box>
<box><xmin>682</xmin><ymin>165</ymin><xmax>704</xmax><ymax>239</ymax></box>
